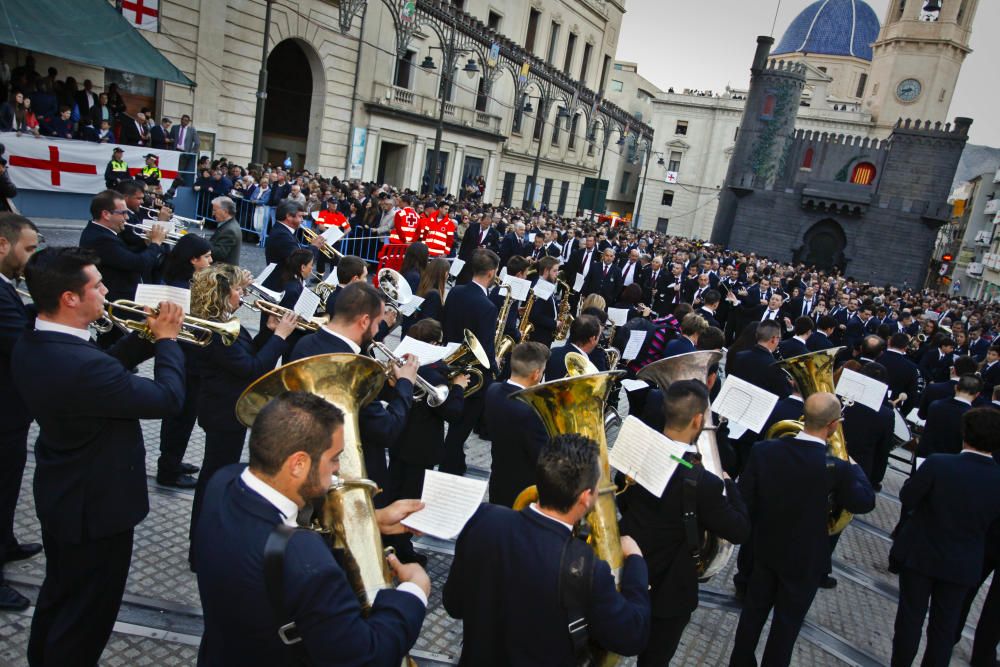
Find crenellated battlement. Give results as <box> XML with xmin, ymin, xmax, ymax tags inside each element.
<box><xmin>792</xmin><ymin>129</ymin><xmax>889</xmax><ymax>151</ymax></box>
<box><xmin>763</xmin><ymin>58</ymin><xmax>808</xmax><ymax>77</ymax></box>
<box><xmin>891</xmin><ymin>117</ymin><xmax>973</xmax><ymax>138</ymax></box>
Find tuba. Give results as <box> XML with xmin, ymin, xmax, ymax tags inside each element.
<box><xmin>442</xmin><ymin>329</ymin><xmax>492</xmax><ymax>396</ymax></box>
<box><xmin>235</xmin><ymin>353</ymin><xmax>395</xmax><ymax>611</ymax></box>
<box><xmin>765</xmin><ymin>347</ymin><xmax>853</xmax><ymax>535</ymax></box>
<box><xmin>510</xmin><ymin>367</ymin><xmax>626</xmax><ymax>667</ymax></box>
<box><xmin>637</xmin><ymin>351</ymin><xmax>732</xmax><ymax>581</ymax></box>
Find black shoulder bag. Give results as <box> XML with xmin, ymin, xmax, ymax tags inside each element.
<box><xmin>558</xmin><ymin>534</ymin><xmax>597</xmax><ymax>667</ymax></box>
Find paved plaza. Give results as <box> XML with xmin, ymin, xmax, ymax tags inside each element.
<box><xmin>0</xmin><ymin>222</ymin><xmax>992</xmax><ymax>666</ymax></box>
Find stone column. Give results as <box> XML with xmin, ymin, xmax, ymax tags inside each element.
<box><xmin>409</xmin><ymin>137</ymin><xmax>426</xmax><ymax>191</ymax></box>
<box><xmin>484</xmin><ymin>149</ymin><xmax>500</xmax><ymax>204</ymax></box>
<box><xmin>448</xmin><ymin>145</ymin><xmax>465</xmax><ymax>196</ymax></box>
<box><xmin>361</xmin><ymin>127</ymin><xmax>379</xmax><ymax>182</ymax></box>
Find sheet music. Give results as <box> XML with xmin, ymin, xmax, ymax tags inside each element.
<box><xmin>893</xmin><ymin>410</ymin><xmax>910</xmax><ymax>441</ymax></box>
<box><xmin>255</xmin><ymin>263</ymin><xmax>278</xmax><ymax>287</ymax></box>
<box><xmin>401</xmin><ymin>470</ymin><xmax>487</xmax><ymax>540</ymax></box>
<box><xmin>532</xmin><ymin>278</ymin><xmax>556</xmax><ymax>301</ymax></box>
<box><xmin>527</xmin><ymin>233</ymin><xmax>536</xmax><ymax>243</ymax></box>
<box><xmin>292</xmin><ymin>288</ymin><xmax>322</xmax><ymax>320</ymax></box>
<box><xmin>321</xmin><ymin>227</ymin><xmax>345</xmax><ymax>244</ymax></box>
<box><xmin>711</xmin><ymin>375</ymin><xmax>778</xmax><ymax>434</ymax></box>
<box><xmin>498</xmin><ymin>267</ymin><xmax>508</xmax><ymax>281</ymax></box>
<box><xmin>622</xmin><ymin>330</ymin><xmax>647</xmax><ymax>360</ymax></box>
<box><xmin>134</xmin><ymin>284</ymin><xmax>191</xmax><ymax>313</ymax></box>
<box><xmin>321</xmin><ymin>271</ymin><xmax>339</xmax><ymax>286</ymax></box>
<box><xmin>607</xmin><ymin>308</ymin><xmax>629</xmax><ymax>327</ymax></box>
<box><xmin>620</xmin><ymin>378</ymin><xmax>649</xmax><ymax>392</ymax></box>
<box><xmin>502</xmin><ymin>276</ymin><xmax>532</xmax><ymax>301</ymax></box>
<box><xmin>396</xmin><ymin>295</ymin><xmax>424</xmax><ymax>317</ymax></box>
<box><xmin>835</xmin><ymin>368</ymin><xmax>888</xmax><ymax>412</ymax></box>
<box><xmin>609</xmin><ymin>416</ymin><xmax>688</xmax><ymax>497</ymax></box>
<box><xmin>573</xmin><ymin>274</ymin><xmax>585</xmax><ymax>292</ymax></box>
<box><xmin>449</xmin><ymin>259</ymin><xmax>465</xmax><ymax>277</ymax></box>
<box><xmin>727</xmin><ymin>421</ymin><xmax>750</xmax><ymax>440</ymax></box>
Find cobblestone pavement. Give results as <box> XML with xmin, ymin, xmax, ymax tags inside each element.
<box><xmin>0</xmin><ymin>221</ymin><xmax>992</xmax><ymax>666</ymax></box>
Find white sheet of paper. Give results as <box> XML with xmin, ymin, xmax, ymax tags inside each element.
<box><xmin>499</xmin><ymin>267</ymin><xmax>508</xmax><ymax>280</ymax></box>
<box><xmin>905</xmin><ymin>408</ymin><xmax>925</xmax><ymax>427</ymax></box>
<box><xmin>620</xmin><ymin>378</ymin><xmax>649</xmax><ymax>392</ymax></box>
<box><xmin>401</xmin><ymin>470</ymin><xmax>487</xmax><ymax>540</ymax></box>
<box><xmin>396</xmin><ymin>295</ymin><xmax>424</xmax><ymax>317</ymax></box>
<box><xmin>915</xmin><ymin>457</ymin><xmax>926</xmax><ymax>469</ymax></box>
<box><xmin>573</xmin><ymin>274</ymin><xmax>585</xmax><ymax>292</ymax></box>
<box><xmin>527</xmin><ymin>233</ymin><xmax>536</xmax><ymax>243</ymax></box>
<box><xmin>321</xmin><ymin>227</ymin><xmax>345</xmax><ymax>244</ymax></box>
<box><xmin>133</xmin><ymin>284</ymin><xmax>191</xmax><ymax>314</ymax></box>
<box><xmin>255</xmin><ymin>263</ymin><xmax>278</xmax><ymax>286</ymax></box>
<box><xmin>321</xmin><ymin>271</ymin><xmax>339</xmax><ymax>286</ymax></box>
<box><xmin>293</xmin><ymin>287</ymin><xmax>322</xmax><ymax>320</ymax></box>
<box><xmin>551</xmin><ymin>338</ymin><xmax>567</xmax><ymax>348</ymax></box>
<box><xmin>502</xmin><ymin>276</ymin><xmax>532</xmax><ymax>302</ymax></box>
<box><xmin>711</xmin><ymin>375</ymin><xmax>779</xmax><ymax>434</ymax></box>
<box><xmin>532</xmin><ymin>279</ymin><xmax>556</xmax><ymax>300</ymax></box>
<box><xmin>893</xmin><ymin>410</ymin><xmax>910</xmax><ymax>441</ymax></box>
<box><xmin>727</xmin><ymin>421</ymin><xmax>750</xmax><ymax>440</ymax></box>
<box><xmin>392</xmin><ymin>337</ymin><xmax>458</xmax><ymax>365</ymax></box>
<box><xmin>609</xmin><ymin>416</ymin><xmax>687</xmax><ymax>497</ymax></box>
<box><xmin>449</xmin><ymin>259</ymin><xmax>465</xmax><ymax>277</ymax></box>
<box><xmin>622</xmin><ymin>330</ymin><xmax>647</xmax><ymax>360</ymax></box>
<box><xmin>835</xmin><ymin>368</ymin><xmax>888</xmax><ymax>412</ymax></box>
<box><xmin>607</xmin><ymin>308</ymin><xmax>629</xmax><ymax>327</ymax></box>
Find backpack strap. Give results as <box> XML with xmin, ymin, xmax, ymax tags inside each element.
<box><xmin>681</xmin><ymin>465</ymin><xmax>703</xmax><ymax>564</ymax></box>
<box><xmin>264</xmin><ymin>523</ymin><xmax>309</xmax><ymax>661</ymax></box>
<box><xmin>558</xmin><ymin>535</ymin><xmax>596</xmax><ymax>667</ymax></box>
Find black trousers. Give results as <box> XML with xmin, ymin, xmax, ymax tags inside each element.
<box><xmin>441</xmin><ymin>394</ymin><xmax>484</xmax><ymax>475</ymax></box>
<box><xmin>969</xmin><ymin>563</ymin><xmax>1000</xmax><ymax>667</ymax></box>
<box><xmin>28</xmin><ymin>528</ymin><xmax>134</xmax><ymax>667</ymax></box>
<box><xmin>729</xmin><ymin>561</ymin><xmax>819</xmax><ymax>667</ymax></box>
<box><xmin>0</xmin><ymin>422</ymin><xmax>30</xmax><ymax>584</ymax></box>
<box><xmin>157</xmin><ymin>375</ymin><xmax>200</xmax><ymax>477</ymax></box>
<box><xmin>891</xmin><ymin>566</ymin><xmax>968</xmax><ymax>667</ymax></box>
<box><xmin>189</xmin><ymin>427</ymin><xmax>246</xmax><ymax>563</ymax></box>
<box><xmin>638</xmin><ymin>613</ymin><xmax>691</xmax><ymax>666</ymax></box>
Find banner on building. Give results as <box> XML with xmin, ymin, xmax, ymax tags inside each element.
<box><xmin>487</xmin><ymin>43</ymin><xmax>500</xmax><ymax>68</ymax></box>
<box><xmin>120</xmin><ymin>0</ymin><xmax>160</xmax><ymax>32</ymax></box>
<box><xmin>400</xmin><ymin>0</ymin><xmax>416</xmax><ymax>23</ymax></box>
<box><xmin>349</xmin><ymin>128</ymin><xmax>367</xmax><ymax>180</ymax></box>
<box><xmin>3</xmin><ymin>134</ymin><xmax>181</xmax><ymax>194</ymax></box>
<box><xmin>518</xmin><ymin>62</ymin><xmax>530</xmax><ymax>84</ymax></box>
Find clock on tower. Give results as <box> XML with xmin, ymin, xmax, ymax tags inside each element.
<box><xmin>895</xmin><ymin>78</ymin><xmax>922</xmax><ymax>102</ymax></box>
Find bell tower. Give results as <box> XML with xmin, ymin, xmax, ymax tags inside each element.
<box><xmin>864</xmin><ymin>0</ymin><xmax>977</xmax><ymax>131</ymax></box>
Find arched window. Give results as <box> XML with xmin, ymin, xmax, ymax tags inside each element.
<box><xmin>850</xmin><ymin>162</ymin><xmax>877</xmax><ymax>185</ymax></box>
<box><xmin>802</xmin><ymin>147</ymin><xmax>814</xmax><ymax>169</ymax></box>
<box><xmin>761</xmin><ymin>93</ymin><xmax>777</xmax><ymax>119</ymax></box>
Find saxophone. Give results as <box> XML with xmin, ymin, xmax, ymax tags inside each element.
<box><xmin>494</xmin><ymin>283</ymin><xmax>516</xmax><ymax>369</ymax></box>
<box><xmin>518</xmin><ymin>290</ymin><xmax>536</xmax><ymax>342</ymax></box>
<box><xmin>554</xmin><ymin>279</ymin><xmax>573</xmax><ymax>341</ymax></box>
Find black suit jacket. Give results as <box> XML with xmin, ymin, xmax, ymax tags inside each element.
<box><xmin>919</xmin><ymin>348</ymin><xmax>954</xmax><ymax>383</ymax></box>
<box><xmin>79</xmin><ymin>222</ymin><xmax>166</xmax><ymax>301</ymax></box>
<box><xmin>843</xmin><ymin>401</ymin><xmax>895</xmax><ymax>481</ymax></box>
<box><xmin>696</xmin><ymin>307</ymin><xmax>721</xmax><ymax>329</ymax></box>
<box><xmin>149</xmin><ymin>124</ymin><xmax>170</xmax><ymax>150</ymax></box>
<box><xmin>483</xmin><ymin>381</ymin><xmax>548</xmax><ymax>507</ymax></box>
<box><xmin>194</xmin><ymin>465</ymin><xmax>425</xmax><ymax>666</ymax></box>
<box><xmin>982</xmin><ymin>360</ymin><xmax>1000</xmax><ymax>398</ymax></box>
<box><xmin>527</xmin><ymin>282</ymin><xmax>558</xmax><ymax>348</ymax></box>
<box><xmin>761</xmin><ymin>396</ymin><xmax>804</xmax><ymax>436</ymax></box>
<box><xmin>262</xmin><ymin>224</ymin><xmax>301</xmax><ymax>290</ymax></box>
<box><xmin>544</xmin><ymin>344</ymin><xmax>608</xmax><ymax>382</ymax></box>
<box><xmin>393</xmin><ymin>362</ymin><xmax>464</xmax><ymax>468</ymax></box>
<box><xmin>497</xmin><ymin>232</ymin><xmax>529</xmax><ymax>268</ymax></box>
<box><xmin>618</xmin><ymin>461</ymin><xmax>749</xmax><ymax>617</ymax></box>
<box><xmin>460</xmin><ymin>225</ymin><xmax>501</xmax><ymax>262</ymax></box>
<box><xmin>441</xmin><ymin>282</ymin><xmax>498</xmax><ymax>374</ymax></box>
<box><xmin>918</xmin><ymin>397</ymin><xmax>971</xmax><ymax>457</ymax></box>
<box><xmin>739</xmin><ymin>437</ymin><xmax>875</xmax><ymax>584</ymax></box>
<box><xmin>891</xmin><ymin>452</ymin><xmax>1000</xmax><ymax>586</ymax></box>
<box><xmin>443</xmin><ymin>504</ymin><xmax>651</xmax><ymax>666</ymax></box>
<box><xmin>0</xmin><ymin>280</ymin><xmax>32</xmax><ymax>431</ymax></box>
<box><xmin>727</xmin><ymin>345</ymin><xmax>791</xmax><ymax>398</ymax></box>
<box><xmin>12</xmin><ymin>331</ymin><xmax>185</xmax><ymax>543</ymax></box>
<box><xmin>566</xmin><ymin>247</ymin><xmax>599</xmax><ymax>283</ymax></box>
<box><xmin>875</xmin><ymin>350</ymin><xmax>922</xmax><ymax>415</ymax></box>
<box><xmin>777</xmin><ymin>336</ymin><xmax>809</xmax><ymax>360</ymax></box>
<box><xmin>918</xmin><ymin>379</ymin><xmax>957</xmax><ymax>421</ymax></box>
<box><xmin>583</xmin><ymin>262</ymin><xmax>623</xmax><ymax>304</ymax></box>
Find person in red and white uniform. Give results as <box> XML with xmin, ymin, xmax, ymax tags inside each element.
<box><xmin>310</xmin><ymin>198</ymin><xmax>351</xmax><ymax>278</ymax></box>
<box><xmin>389</xmin><ymin>194</ymin><xmax>421</xmax><ymax>246</ymax></box>
<box><xmin>419</xmin><ymin>201</ymin><xmax>456</xmax><ymax>258</ymax></box>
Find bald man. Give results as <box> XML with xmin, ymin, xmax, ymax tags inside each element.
<box><xmin>729</xmin><ymin>393</ymin><xmax>875</xmax><ymax>667</ymax></box>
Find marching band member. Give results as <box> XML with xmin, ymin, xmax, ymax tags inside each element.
<box><xmin>188</xmin><ymin>264</ymin><xmax>298</xmax><ymax>563</ymax></box>
<box><xmin>618</xmin><ymin>380</ymin><xmax>749</xmax><ymax>666</ymax></box>
<box><xmin>458</xmin><ymin>211</ymin><xmax>500</xmax><ymax>282</ymax></box>
<box><xmin>194</xmin><ymin>392</ymin><xmax>429</xmax><ymax>666</ymax></box>
<box><xmin>13</xmin><ymin>247</ymin><xmax>185</xmax><ymax>666</ymax></box>
<box><xmin>406</xmin><ymin>257</ymin><xmax>450</xmax><ymax>335</ymax></box>
<box><xmin>0</xmin><ymin>214</ymin><xmax>40</xmax><ymax>612</ymax></box>
<box><xmin>483</xmin><ymin>342</ymin><xmax>550</xmax><ymax>507</ymax></box>
<box><xmin>544</xmin><ymin>314</ymin><xmax>608</xmax><ymax>381</ymax></box>
<box><xmin>527</xmin><ymin>256</ymin><xmax>560</xmax><ymax>348</ymax></box>
<box><xmin>399</xmin><ymin>241</ymin><xmax>429</xmax><ymax>293</ymax></box>
<box><xmin>444</xmin><ymin>434</ymin><xmax>652</xmax><ymax>665</ymax></box>
<box><xmin>489</xmin><ymin>255</ymin><xmax>529</xmax><ymax>353</ymax></box>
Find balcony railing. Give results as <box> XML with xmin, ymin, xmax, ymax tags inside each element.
<box><xmin>986</xmin><ymin>198</ymin><xmax>1000</xmax><ymax>215</ymax></box>
<box><xmin>371</xmin><ymin>82</ymin><xmax>502</xmax><ymax>134</ymax></box>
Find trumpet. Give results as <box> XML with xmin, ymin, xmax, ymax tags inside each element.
<box><xmin>140</xmin><ymin>205</ymin><xmax>205</xmax><ymax>231</ymax></box>
<box><xmin>240</xmin><ymin>296</ymin><xmax>327</xmax><ymax>333</ymax></box>
<box><xmin>369</xmin><ymin>341</ymin><xmax>450</xmax><ymax>407</ymax></box>
<box><xmin>301</xmin><ymin>226</ymin><xmax>344</xmax><ymax>260</ymax></box>
<box><xmin>18</xmin><ymin>285</ymin><xmax>120</xmax><ymax>335</ymax></box>
<box><xmin>103</xmin><ymin>299</ymin><xmax>240</xmax><ymax>346</ymax></box>
<box><xmin>124</xmin><ymin>220</ymin><xmax>185</xmax><ymax>246</ymax></box>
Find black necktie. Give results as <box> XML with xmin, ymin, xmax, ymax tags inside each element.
<box><xmin>603</xmin><ymin>264</ymin><xmax>609</xmax><ymax>278</ymax></box>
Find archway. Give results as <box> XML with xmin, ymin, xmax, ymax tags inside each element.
<box><xmin>796</xmin><ymin>219</ymin><xmax>847</xmax><ymax>271</ymax></box>
<box><xmin>261</xmin><ymin>39</ymin><xmax>324</xmax><ymax>170</ymax></box>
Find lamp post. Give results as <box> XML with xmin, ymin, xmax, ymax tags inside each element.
<box><xmin>632</xmin><ymin>142</ymin><xmax>654</xmax><ymax>230</ymax></box>
<box><xmin>251</xmin><ymin>0</ymin><xmax>274</xmax><ymax>165</ymax></box>
<box><xmin>588</xmin><ymin>121</ymin><xmax>620</xmax><ymax>224</ymax></box>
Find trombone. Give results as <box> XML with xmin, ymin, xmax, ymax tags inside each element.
<box><xmin>103</xmin><ymin>299</ymin><xmax>240</xmax><ymax>346</ymax></box>
<box><xmin>301</xmin><ymin>226</ymin><xmax>344</xmax><ymax>260</ymax></box>
<box><xmin>369</xmin><ymin>341</ymin><xmax>450</xmax><ymax>407</ymax></box>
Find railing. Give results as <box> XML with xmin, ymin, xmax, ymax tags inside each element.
<box><xmin>985</xmin><ymin>198</ymin><xmax>999</xmax><ymax>216</ymax></box>
<box><xmin>370</xmin><ymin>81</ymin><xmax>502</xmax><ymax>133</ymax></box>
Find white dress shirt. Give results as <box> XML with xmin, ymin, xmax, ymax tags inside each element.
<box><xmin>320</xmin><ymin>326</ymin><xmax>361</xmax><ymax>354</ymax></box>
<box><xmin>35</xmin><ymin>318</ymin><xmax>91</xmax><ymax>341</ymax></box>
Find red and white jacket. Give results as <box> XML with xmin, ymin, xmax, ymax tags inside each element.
<box><xmin>312</xmin><ymin>210</ymin><xmax>351</xmax><ymax>234</ymax></box>
<box><xmin>419</xmin><ymin>212</ymin><xmax>456</xmax><ymax>257</ymax></box>
<box><xmin>389</xmin><ymin>207</ymin><xmax>421</xmax><ymax>245</ymax></box>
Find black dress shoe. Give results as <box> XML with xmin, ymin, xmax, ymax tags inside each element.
<box><xmin>819</xmin><ymin>576</ymin><xmax>838</xmax><ymax>589</ymax></box>
<box><xmin>0</xmin><ymin>585</ymin><xmax>30</xmax><ymax>611</ymax></box>
<box><xmin>4</xmin><ymin>542</ymin><xmax>42</xmax><ymax>563</ymax></box>
<box><xmin>157</xmin><ymin>474</ymin><xmax>198</xmax><ymax>489</ymax></box>
<box><xmin>179</xmin><ymin>462</ymin><xmax>200</xmax><ymax>474</ymax></box>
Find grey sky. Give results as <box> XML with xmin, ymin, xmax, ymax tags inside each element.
<box><xmin>618</xmin><ymin>0</ymin><xmax>999</xmax><ymax>147</ymax></box>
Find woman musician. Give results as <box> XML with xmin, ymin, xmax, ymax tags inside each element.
<box><xmin>404</xmin><ymin>257</ymin><xmax>449</xmax><ymax>336</ymax></box>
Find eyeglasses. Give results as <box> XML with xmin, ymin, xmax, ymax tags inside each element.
<box><xmin>112</xmin><ymin>210</ymin><xmax>130</xmax><ymax>216</ymax></box>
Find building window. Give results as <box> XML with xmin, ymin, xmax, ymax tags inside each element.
<box><xmin>855</xmin><ymin>73</ymin><xmax>868</xmax><ymax>98</ymax></box>
<box><xmin>557</xmin><ymin>181</ymin><xmax>570</xmax><ymax>214</ymax></box>
<box><xmin>802</xmin><ymin>147</ymin><xmax>814</xmax><ymax>169</ymax></box>
<box><xmin>394</xmin><ymin>50</ymin><xmax>415</xmax><ymax>89</ymax></box>
<box><xmin>580</xmin><ymin>43</ymin><xmax>593</xmax><ymax>85</ymax></box>
<box><xmin>487</xmin><ymin>10</ymin><xmax>502</xmax><ymax>31</ymax></box>
<box><xmin>851</xmin><ymin>162</ymin><xmax>877</xmax><ymax>185</ymax></box>
<box><xmin>551</xmin><ymin>109</ymin><xmax>562</xmax><ymax>145</ymax></box>
<box><xmin>620</xmin><ymin>172</ymin><xmax>631</xmax><ymax>194</ymax></box>
<box><xmin>547</xmin><ymin>22</ymin><xmax>560</xmax><ymax>64</ymax></box>
<box><xmin>542</xmin><ymin>178</ymin><xmax>554</xmax><ymax>209</ymax></box>
<box><xmin>817</xmin><ymin>66</ymin><xmax>827</xmax><ymax>74</ymax></box>
<box><xmin>525</xmin><ymin>8</ymin><xmax>541</xmax><ymax>54</ymax></box>
<box><xmin>668</xmin><ymin>151</ymin><xmax>682</xmax><ymax>173</ymax></box>
<box><xmin>532</xmin><ymin>106</ymin><xmax>544</xmax><ymax>141</ymax></box>
<box><xmin>476</xmin><ymin>77</ymin><xmax>488</xmax><ymax>112</ymax></box>
<box><xmin>675</xmin><ymin>120</ymin><xmax>688</xmax><ymax>136</ymax></box>
<box><xmin>512</xmin><ymin>101</ymin><xmax>523</xmax><ymax>134</ymax></box>
<box><xmin>563</xmin><ymin>33</ymin><xmax>577</xmax><ymax>75</ymax></box>
<box><xmin>600</xmin><ymin>55</ymin><xmax>612</xmax><ymax>92</ymax></box>
<box><xmin>656</xmin><ymin>217</ymin><xmax>670</xmax><ymax>233</ymax></box>
<box><xmin>568</xmin><ymin>113</ymin><xmax>579</xmax><ymax>150</ymax></box>
<box><xmin>661</xmin><ymin>190</ymin><xmax>674</xmax><ymax>206</ymax></box>
<box><xmin>610</xmin><ymin>80</ymin><xmax>624</xmax><ymax>93</ymax></box>
<box><xmin>501</xmin><ymin>172</ymin><xmax>516</xmax><ymax>207</ymax></box>
<box><xmin>761</xmin><ymin>93</ymin><xmax>777</xmax><ymax>119</ymax></box>
<box><xmin>523</xmin><ymin>175</ymin><xmax>536</xmax><ymax>208</ymax></box>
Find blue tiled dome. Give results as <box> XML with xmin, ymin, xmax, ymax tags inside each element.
<box><xmin>773</xmin><ymin>0</ymin><xmax>881</xmax><ymax>61</ymax></box>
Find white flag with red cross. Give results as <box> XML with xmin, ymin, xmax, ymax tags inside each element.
<box><xmin>121</xmin><ymin>0</ymin><xmax>160</xmax><ymax>31</ymax></box>
<box><xmin>3</xmin><ymin>134</ymin><xmax>182</xmax><ymax>194</ymax></box>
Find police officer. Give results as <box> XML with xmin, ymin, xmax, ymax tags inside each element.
<box><xmin>104</xmin><ymin>147</ymin><xmax>129</xmax><ymax>189</ymax></box>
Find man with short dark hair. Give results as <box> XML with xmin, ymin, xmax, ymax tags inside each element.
<box><xmin>919</xmin><ymin>355</ymin><xmax>979</xmax><ymax>420</ymax></box>
<box><xmin>663</xmin><ymin>313</ymin><xmax>707</xmax><ymax>358</ymax></box>
<box><xmin>194</xmin><ymin>392</ymin><xmax>429</xmax><ymax>666</ymax></box>
<box><xmin>545</xmin><ymin>314</ymin><xmax>607</xmax><ymax>380</ymax></box>
<box><xmin>322</xmin><ymin>255</ymin><xmax>367</xmax><ymax>317</ymax></box>
<box><xmin>859</xmin><ymin>334</ymin><xmax>886</xmax><ymax>364</ymax></box>
<box><xmin>876</xmin><ymin>333</ymin><xmax>923</xmax><ymax>416</ymax></box>
<box><xmin>169</xmin><ymin>114</ymin><xmax>200</xmax><ymax>153</ymax></box>
<box><xmin>527</xmin><ymin>256</ymin><xmax>561</xmax><ymax>347</ymax></box>
<box><xmin>727</xmin><ymin>320</ymin><xmax>791</xmax><ymax>399</ymax></box>
<box><xmin>807</xmin><ymin>315</ymin><xmax>837</xmax><ymax>351</ymax></box>
<box><xmin>778</xmin><ymin>316</ymin><xmax>814</xmax><ymax>359</ymax></box>
<box><xmin>918</xmin><ymin>374</ymin><xmax>983</xmax><ymax>457</ymax></box>
<box><xmin>444</xmin><ymin>433</ymin><xmax>652</xmax><ymax>665</ymax></box>
<box><xmin>890</xmin><ymin>408</ymin><xmax>1000</xmax><ymax>667</ymax></box>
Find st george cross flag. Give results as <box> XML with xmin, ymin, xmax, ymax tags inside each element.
<box><xmin>3</xmin><ymin>134</ymin><xmax>182</xmax><ymax>194</ymax></box>
<box><xmin>120</xmin><ymin>0</ymin><xmax>160</xmax><ymax>32</ymax></box>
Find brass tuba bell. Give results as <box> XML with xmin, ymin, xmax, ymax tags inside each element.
<box><xmin>765</xmin><ymin>347</ymin><xmax>854</xmax><ymax>535</ymax></box>
<box><xmin>637</xmin><ymin>350</ymin><xmax>732</xmax><ymax>581</ymax></box>
<box><xmin>442</xmin><ymin>328</ymin><xmax>492</xmax><ymax>396</ymax></box>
